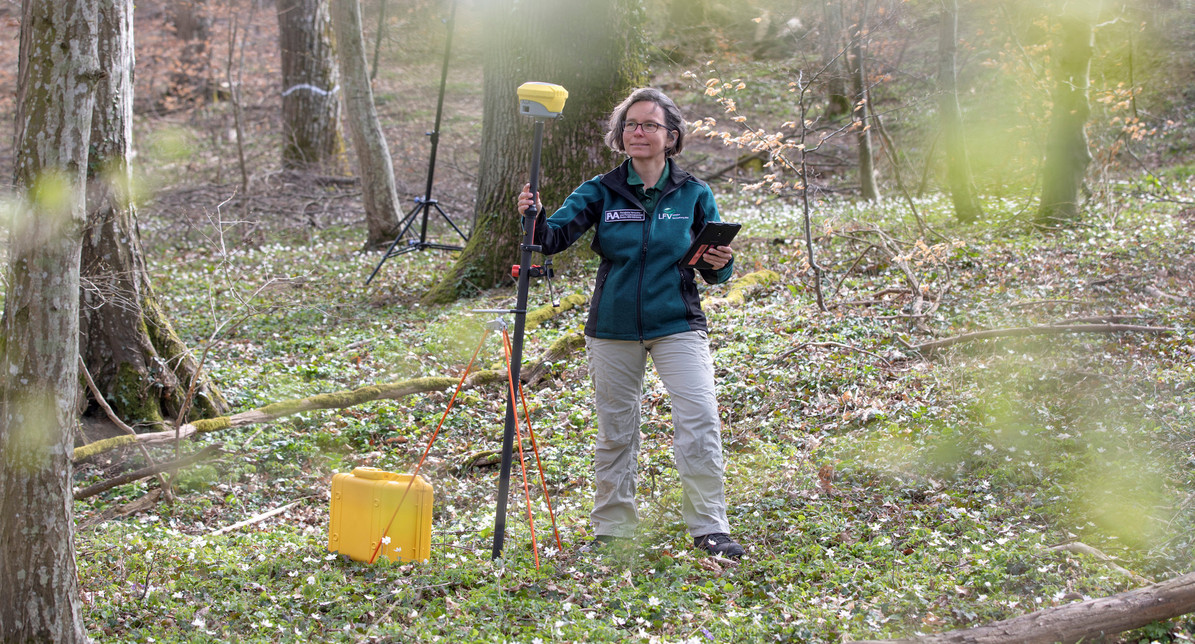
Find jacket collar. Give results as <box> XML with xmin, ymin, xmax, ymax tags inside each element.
<box><xmin>601</xmin><ymin>158</ymin><xmax>693</xmax><ymax>205</ymax></box>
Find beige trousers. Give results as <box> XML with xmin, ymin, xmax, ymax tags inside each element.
<box><xmin>586</xmin><ymin>331</ymin><xmax>729</xmax><ymax>539</ymax></box>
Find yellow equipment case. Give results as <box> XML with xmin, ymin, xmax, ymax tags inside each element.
<box><xmin>327</xmin><ymin>467</ymin><xmax>433</xmax><ymax>563</ymax></box>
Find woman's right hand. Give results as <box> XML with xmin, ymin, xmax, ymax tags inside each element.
<box><xmin>517</xmin><ymin>183</ymin><xmax>541</xmax><ymax>216</ymax></box>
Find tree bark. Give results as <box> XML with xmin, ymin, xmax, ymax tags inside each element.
<box><xmin>330</xmin><ymin>0</ymin><xmax>402</xmax><ymax>248</ymax></box>
<box><xmin>0</xmin><ymin>0</ymin><xmax>98</xmax><ymax>640</ymax></box>
<box><xmin>277</xmin><ymin>0</ymin><xmax>347</xmax><ymax>172</ymax></box>
<box><xmin>937</xmin><ymin>0</ymin><xmax>982</xmax><ymax>223</ymax></box>
<box><xmin>163</xmin><ymin>0</ymin><xmax>212</xmax><ymax>109</ymax></box>
<box><xmin>1036</xmin><ymin>1</ymin><xmax>1100</xmax><ymax>225</ymax></box>
<box><xmin>850</xmin><ymin>571</ymin><xmax>1195</xmax><ymax>644</ymax></box>
<box><xmin>423</xmin><ymin>0</ymin><xmax>646</xmax><ymax>304</ymax></box>
<box><xmin>821</xmin><ymin>0</ymin><xmax>851</xmax><ymax>117</ymax></box>
<box><xmin>81</xmin><ymin>0</ymin><xmax>229</xmax><ymax>430</ymax></box>
<box><xmin>848</xmin><ymin>1</ymin><xmax>882</xmax><ymax>201</ymax></box>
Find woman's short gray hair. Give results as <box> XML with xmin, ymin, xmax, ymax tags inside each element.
<box><xmin>604</xmin><ymin>87</ymin><xmax>686</xmax><ymax>158</ymax></box>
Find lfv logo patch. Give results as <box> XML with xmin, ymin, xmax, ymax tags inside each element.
<box><xmin>605</xmin><ymin>209</ymin><xmax>645</xmax><ymax>222</ymax></box>
<box><xmin>657</xmin><ymin>208</ymin><xmax>689</xmax><ymax>221</ymax></box>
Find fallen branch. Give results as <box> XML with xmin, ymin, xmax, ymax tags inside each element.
<box><xmin>209</xmin><ymin>499</ymin><xmax>305</xmax><ymax>536</ymax></box>
<box><xmin>848</xmin><ymin>571</ymin><xmax>1195</xmax><ymax>644</ymax></box>
<box><xmin>1049</xmin><ymin>541</ymin><xmax>1153</xmax><ymax>586</ymax></box>
<box><xmin>777</xmin><ymin>340</ymin><xmax>891</xmax><ymax>366</ymax></box>
<box><xmin>705</xmin><ymin>269</ymin><xmax>781</xmax><ymax>309</ymax></box>
<box><xmin>74</xmin><ymin>444</ymin><xmax>224</xmax><ymax>500</ymax></box>
<box><xmin>78</xmin><ymin>489</ymin><xmax>163</xmax><ymax>531</ymax></box>
<box><xmin>71</xmin><ymin>375</ymin><xmax>503</xmax><ymax>461</ymax></box>
<box><xmin>79</xmin><ymin>357</ymin><xmax>174</xmax><ymax>503</ymax></box>
<box><xmin>900</xmin><ymin>323</ymin><xmax>1176</xmax><ymax>356</ymax></box>
<box><xmin>523</xmin><ymin>332</ymin><xmax>585</xmax><ymax>387</ymax></box>
<box><xmin>71</xmin><ymin>276</ymin><xmax>774</xmax><ymax>462</ymax></box>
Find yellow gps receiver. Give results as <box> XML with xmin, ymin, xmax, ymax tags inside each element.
<box><xmin>517</xmin><ymin>82</ymin><xmax>568</xmax><ymax>119</ymax></box>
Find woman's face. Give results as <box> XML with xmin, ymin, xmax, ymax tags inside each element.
<box><xmin>622</xmin><ymin>101</ymin><xmax>674</xmax><ymax>163</ymax></box>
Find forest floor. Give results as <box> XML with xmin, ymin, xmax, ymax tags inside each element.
<box><xmin>1</xmin><ymin>2</ymin><xmax>1194</xmax><ymax>642</ymax></box>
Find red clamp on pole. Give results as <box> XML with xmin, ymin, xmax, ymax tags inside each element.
<box><xmin>511</xmin><ymin>264</ymin><xmax>553</xmax><ymax>279</ymax></box>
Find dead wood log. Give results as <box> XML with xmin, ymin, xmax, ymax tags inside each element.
<box><xmin>848</xmin><ymin>571</ymin><xmax>1195</xmax><ymax>644</ymax></box>
<box><xmin>705</xmin><ymin>269</ymin><xmax>780</xmax><ymax>309</ymax></box>
<box><xmin>74</xmin><ymin>444</ymin><xmax>224</xmax><ymax>500</ymax></box>
<box><xmin>71</xmin><ymin>275</ymin><xmax>772</xmax><ymax>462</ymax></box>
<box><xmin>524</xmin><ymin>332</ymin><xmax>586</xmax><ymax>387</ymax></box>
<box><xmin>71</xmin><ymin>374</ymin><xmax>505</xmax><ymax>461</ymax></box>
<box><xmin>524</xmin><ymin>292</ymin><xmax>587</xmax><ymax>330</ymax></box>
<box><xmin>900</xmin><ymin>323</ymin><xmax>1176</xmax><ymax>356</ymax></box>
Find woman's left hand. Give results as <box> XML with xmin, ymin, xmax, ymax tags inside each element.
<box><xmin>702</xmin><ymin>245</ymin><xmax>733</xmax><ymax>270</ymax></box>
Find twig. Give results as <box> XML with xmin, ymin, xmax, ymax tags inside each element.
<box><xmin>778</xmin><ymin>341</ymin><xmax>891</xmax><ymax>367</ymax></box>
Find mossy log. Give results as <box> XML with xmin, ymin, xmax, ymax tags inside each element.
<box><xmin>72</xmin><ymin>373</ymin><xmax>504</xmax><ymax>460</ymax></box>
<box><xmin>705</xmin><ymin>269</ymin><xmax>781</xmax><ymax>309</ymax></box>
<box><xmin>73</xmin><ymin>274</ymin><xmax>775</xmax><ymax>462</ymax></box>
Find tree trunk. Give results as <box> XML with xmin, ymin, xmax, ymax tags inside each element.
<box><xmin>277</xmin><ymin>0</ymin><xmax>347</xmax><ymax>172</ymax></box>
<box><xmin>1037</xmin><ymin>1</ymin><xmax>1100</xmax><ymax>225</ymax></box>
<box><xmin>0</xmin><ymin>0</ymin><xmax>98</xmax><ymax>641</ymax></box>
<box><xmin>821</xmin><ymin>0</ymin><xmax>851</xmax><ymax>117</ymax></box>
<box><xmin>80</xmin><ymin>0</ymin><xmax>229</xmax><ymax>429</ymax></box>
<box><xmin>850</xmin><ymin>571</ymin><xmax>1195</xmax><ymax>644</ymax></box>
<box><xmin>938</xmin><ymin>0</ymin><xmax>982</xmax><ymax>223</ymax></box>
<box><xmin>422</xmin><ymin>0</ymin><xmax>646</xmax><ymax>304</ymax></box>
<box><xmin>848</xmin><ymin>1</ymin><xmax>881</xmax><ymax>201</ymax></box>
<box><xmin>163</xmin><ymin>0</ymin><xmax>212</xmax><ymax>109</ymax></box>
<box><xmin>330</xmin><ymin>0</ymin><xmax>402</xmax><ymax>248</ymax></box>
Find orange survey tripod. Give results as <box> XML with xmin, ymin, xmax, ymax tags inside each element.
<box><xmin>366</xmin><ymin>83</ymin><xmax>570</xmax><ymax>566</ymax></box>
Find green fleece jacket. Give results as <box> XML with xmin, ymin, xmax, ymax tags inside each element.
<box><xmin>533</xmin><ymin>159</ymin><xmax>734</xmax><ymax>341</ymax></box>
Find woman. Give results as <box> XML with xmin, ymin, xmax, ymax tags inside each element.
<box><xmin>517</xmin><ymin>87</ymin><xmax>744</xmax><ymax>558</ymax></box>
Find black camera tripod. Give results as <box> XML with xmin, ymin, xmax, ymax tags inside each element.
<box><xmin>364</xmin><ymin>0</ymin><xmax>468</xmax><ymax>286</ymax></box>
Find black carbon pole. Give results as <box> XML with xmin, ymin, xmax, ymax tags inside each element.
<box><xmin>491</xmin><ymin>117</ymin><xmax>546</xmax><ymax>560</ymax></box>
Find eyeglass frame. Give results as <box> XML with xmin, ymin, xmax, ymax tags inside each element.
<box><xmin>622</xmin><ymin>121</ymin><xmax>668</xmax><ymax>134</ymax></box>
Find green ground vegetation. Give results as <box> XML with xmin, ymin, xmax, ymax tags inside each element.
<box><xmin>72</xmin><ymin>178</ymin><xmax>1194</xmax><ymax>641</ymax></box>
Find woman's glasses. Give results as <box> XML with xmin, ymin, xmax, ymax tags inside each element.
<box><xmin>623</xmin><ymin>121</ymin><xmax>665</xmax><ymax>134</ymax></box>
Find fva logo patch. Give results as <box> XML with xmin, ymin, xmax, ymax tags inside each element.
<box><xmin>605</xmin><ymin>209</ymin><xmax>646</xmax><ymax>222</ymax></box>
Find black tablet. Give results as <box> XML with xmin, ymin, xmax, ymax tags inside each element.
<box><xmin>680</xmin><ymin>221</ymin><xmax>741</xmax><ymax>270</ymax></box>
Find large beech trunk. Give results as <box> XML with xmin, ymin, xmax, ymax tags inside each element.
<box><xmin>423</xmin><ymin>0</ymin><xmax>646</xmax><ymax>304</ymax></box>
<box><xmin>277</xmin><ymin>0</ymin><xmax>346</xmax><ymax>171</ymax></box>
<box><xmin>80</xmin><ymin>0</ymin><xmax>228</xmax><ymax>429</ymax></box>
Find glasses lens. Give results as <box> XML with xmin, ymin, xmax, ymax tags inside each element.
<box><xmin>624</xmin><ymin>122</ymin><xmax>661</xmax><ymax>133</ymax></box>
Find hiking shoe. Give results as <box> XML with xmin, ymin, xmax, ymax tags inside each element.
<box><xmin>693</xmin><ymin>533</ymin><xmax>745</xmax><ymax>559</ymax></box>
<box><xmin>580</xmin><ymin>535</ymin><xmax>628</xmax><ymax>553</ymax></box>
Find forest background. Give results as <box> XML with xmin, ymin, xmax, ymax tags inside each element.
<box><xmin>0</xmin><ymin>0</ymin><xmax>1193</xmax><ymax>642</ymax></box>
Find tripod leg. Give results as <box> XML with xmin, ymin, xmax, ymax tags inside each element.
<box><xmin>432</xmin><ymin>202</ymin><xmax>470</xmax><ymax>242</ymax></box>
<box><xmin>364</xmin><ymin>200</ymin><xmax>431</xmax><ymax>285</ymax></box>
